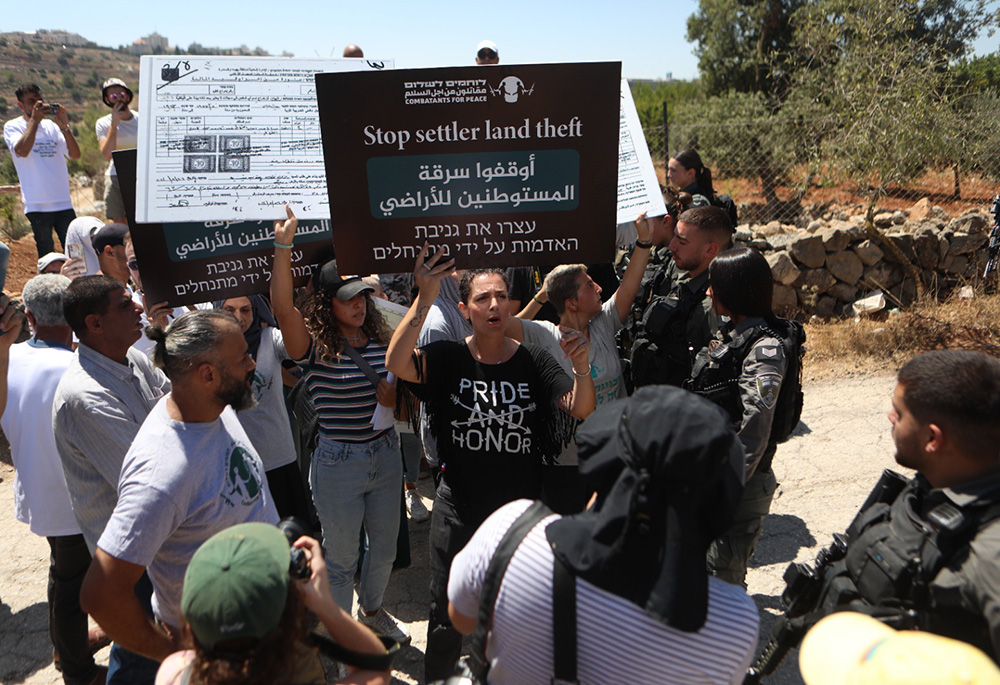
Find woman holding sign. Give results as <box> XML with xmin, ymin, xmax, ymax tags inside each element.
<box><xmin>270</xmin><ymin>207</ymin><xmax>410</xmax><ymax>647</ymax></box>
<box><xmin>385</xmin><ymin>246</ymin><xmax>595</xmax><ymax>681</ymax></box>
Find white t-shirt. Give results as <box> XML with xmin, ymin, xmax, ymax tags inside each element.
<box><xmin>3</xmin><ymin>116</ymin><xmax>73</xmax><ymax>213</ymax></box>
<box><xmin>235</xmin><ymin>327</ymin><xmax>297</xmax><ymax>471</ymax></box>
<box><xmin>95</xmin><ymin>111</ymin><xmax>139</xmax><ymax>177</ymax></box>
<box><xmin>1</xmin><ymin>340</ymin><xmax>79</xmax><ymax>537</ymax></box>
<box><xmin>98</xmin><ymin>398</ymin><xmax>278</xmax><ymax>628</ymax></box>
<box><xmin>449</xmin><ymin>499</ymin><xmax>760</xmax><ymax>685</ymax></box>
<box><xmin>62</xmin><ymin>216</ymin><xmax>104</xmax><ymax>277</ymax></box>
<box><xmin>521</xmin><ymin>295</ymin><xmax>626</xmax><ymax>408</ymax></box>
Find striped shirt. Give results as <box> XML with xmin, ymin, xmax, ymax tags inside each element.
<box><xmin>449</xmin><ymin>499</ymin><xmax>760</xmax><ymax>684</ymax></box>
<box><xmin>52</xmin><ymin>343</ymin><xmax>171</xmax><ymax>552</ymax></box>
<box><xmin>300</xmin><ymin>341</ymin><xmax>389</xmax><ymax>443</ymax></box>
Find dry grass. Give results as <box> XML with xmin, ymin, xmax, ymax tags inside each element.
<box><xmin>804</xmin><ymin>291</ymin><xmax>1000</xmax><ymax>380</ymax></box>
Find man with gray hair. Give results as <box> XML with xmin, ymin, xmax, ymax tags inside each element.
<box><xmin>81</xmin><ymin>310</ymin><xmax>278</xmax><ymax>667</ymax></box>
<box><xmin>52</xmin><ymin>274</ymin><xmax>170</xmax><ymax>683</ymax></box>
<box><xmin>0</xmin><ymin>275</ymin><xmax>107</xmax><ymax>685</ymax></box>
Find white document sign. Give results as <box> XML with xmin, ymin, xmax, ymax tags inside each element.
<box><xmin>617</xmin><ymin>78</ymin><xmax>666</xmax><ymax>224</ymax></box>
<box><xmin>135</xmin><ymin>56</ymin><xmax>393</xmax><ymax>223</ymax></box>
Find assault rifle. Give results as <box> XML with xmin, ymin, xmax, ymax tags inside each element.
<box><xmin>744</xmin><ymin>469</ymin><xmax>909</xmax><ymax>683</ymax></box>
<box><xmin>983</xmin><ymin>195</ymin><xmax>1000</xmax><ymax>282</ymax></box>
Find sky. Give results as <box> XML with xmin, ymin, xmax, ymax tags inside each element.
<box><xmin>7</xmin><ymin>1</ymin><xmax>703</xmax><ymax>81</ymax></box>
<box><xmin>6</xmin><ymin>0</ymin><xmax>998</xmax><ymax>81</ymax></box>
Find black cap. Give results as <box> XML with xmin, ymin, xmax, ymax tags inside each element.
<box><xmin>91</xmin><ymin>223</ymin><xmax>129</xmax><ymax>255</ymax></box>
<box><xmin>315</xmin><ymin>261</ymin><xmax>374</xmax><ymax>301</ymax></box>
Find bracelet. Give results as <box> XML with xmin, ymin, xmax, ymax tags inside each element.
<box><xmin>532</xmin><ymin>294</ymin><xmax>546</xmax><ymax>305</ymax></box>
<box><xmin>61</xmin><ymin>127</ymin><xmax>71</xmax><ymax>134</ymax></box>
<box><xmin>274</xmin><ymin>241</ymin><xmax>293</xmax><ymax>249</ymax></box>
<box><xmin>634</xmin><ymin>239</ymin><xmax>653</xmax><ymax>249</ymax></box>
<box><xmin>573</xmin><ymin>368</ymin><xmax>590</xmax><ymax>377</ymax></box>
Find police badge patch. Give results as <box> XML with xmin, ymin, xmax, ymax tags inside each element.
<box><xmin>755</xmin><ymin>373</ymin><xmax>782</xmax><ymax>409</ymax></box>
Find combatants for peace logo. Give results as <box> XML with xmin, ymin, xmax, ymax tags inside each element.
<box><xmin>222</xmin><ymin>445</ymin><xmax>263</xmax><ymax>508</ymax></box>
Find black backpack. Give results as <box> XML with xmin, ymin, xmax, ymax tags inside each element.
<box><xmin>711</xmin><ymin>193</ymin><xmax>739</xmax><ymax>229</ymax></box>
<box><xmin>762</xmin><ymin>318</ymin><xmax>806</xmax><ymax>444</ymax></box>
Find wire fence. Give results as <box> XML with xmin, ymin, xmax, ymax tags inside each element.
<box><xmin>643</xmin><ymin>111</ymin><xmax>1000</xmax><ymax>226</ymax></box>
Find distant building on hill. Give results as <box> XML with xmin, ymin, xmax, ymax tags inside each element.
<box><xmin>1</xmin><ymin>29</ymin><xmax>89</xmax><ymax>47</ymax></box>
<box><xmin>126</xmin><ymin>32</ymin><xmax>170</xmax><ymax>55</ymax></box>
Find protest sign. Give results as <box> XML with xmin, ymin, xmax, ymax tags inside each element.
<box><xmin>116</xmin><ymin>149</ymin><xmax>333</xmax><ymax>307</ymax></box>
<box><xmin>135</xmin><ymin>56</ymin><xmax>393</xmax><ymax>224</ymax></box>
<box><xmin>617</xmin><ymin>78</ymin><xmax>666</xmax><ymax>224</ymax></box>
<box><xmin>316</xmin><ymin>62</ymin><xmax>621</xmax><ymax>273</ymax></box>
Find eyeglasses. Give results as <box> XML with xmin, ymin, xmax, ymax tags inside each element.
<box><xmin>477</xmin><ymin>49</ymin><xmax>497</xmax><ymax>60</ymax></box>
<box><xmin>127</xmin><ymin>260</ymin><xmax>139</xmax><ymax>272</ymax></box>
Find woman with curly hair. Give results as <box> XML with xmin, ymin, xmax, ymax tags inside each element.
<box><xmin>270</xmin><ymin>207</ymin><xmax>409</xmax><ymax>646</ymax></box>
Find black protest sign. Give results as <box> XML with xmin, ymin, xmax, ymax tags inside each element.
<box><xmin>115</xmin><ymin>149</ymin><xmax>333</xmax><ymax>307</ymax></box>
<box><xmin>316</xmin><ymin>62</ymin><xmax>621</xmax><ymax>273</ymax></box>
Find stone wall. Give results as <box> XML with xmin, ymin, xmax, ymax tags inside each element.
<box><xmin>739</xmin><ymin>198</ymin><xmax>993</xmax><ymax>318</ymax></box>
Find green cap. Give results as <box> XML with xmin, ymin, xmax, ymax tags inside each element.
<box><xmin>181</xmin><ymin>522</ymin><xmax>290</xmax><ymax>652</ymax></box>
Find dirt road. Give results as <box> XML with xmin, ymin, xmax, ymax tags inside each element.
<box><xmin>0</xmin><ymin>372</ymin><xmax>900</xmax><ymax>684</ymax></box>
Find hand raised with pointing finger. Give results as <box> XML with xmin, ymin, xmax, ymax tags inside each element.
<box><xmin>274</xmin><ymin>204</ymin><xmax>298</xmax><ymax>247</ymax></box>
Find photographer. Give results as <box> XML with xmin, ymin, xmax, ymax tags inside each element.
<box><xmin>95</xmin><ymin>78</ymin><xmax>138</xmax><ymax>224</ymax></box>
<box><xmin>3</xmin><ymin>83</ymin><xmax>80</xmax><ymax>258</ymax></box>
<box><xmin>155</xmin><ymin>523</ymin><xmax>390</xmax><ymax>685</ymax></box>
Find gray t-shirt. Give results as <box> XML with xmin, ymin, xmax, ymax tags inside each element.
<box><xmin>521</xmin><ymin>295</ymin><xmax>627</xmax><ymax>408</ymax></box>
<box><xmin>235</xmin><ymin>327</ymin><xmax>296</xmax><ymax>471</ymax></box>
<box><xmin>97</xmin><ymin>398</ymin><xmax>278</xmax><ymax>628</ymax></box>
<box><xmin>521</xmin><ymin>296</ymin><xmax>627</xmax><ymax>464</ymax></box>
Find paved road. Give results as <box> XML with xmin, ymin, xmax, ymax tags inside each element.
<box><xmin>0</xmin><ymin>373</ymin><xmax>899</xmax><ymax>684</ymax></box>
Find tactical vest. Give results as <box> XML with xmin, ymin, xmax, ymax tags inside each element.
<box><xmin>687</xmin><ymin>318</ymin><xmax>804</xmax><ymax>448</ymax></box>
<box><xmin>831</xmin><ymin>477</ymin><xmax>1000</xmax><ymax>656</ymax></box>
<box><xmin>627</xmin><ymin>275</ymin><xmax>709</xmax><ymax>389</ymax></box>
<box><xmin>686</xmin><ymin>321</ymin><xmax>781</xmax><ymax>423</ymax></box>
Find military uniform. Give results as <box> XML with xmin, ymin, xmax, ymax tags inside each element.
<box><xmin>689</xmin><ymin>317</ymin><xmax>786</xmax><ymax>586</ymax></box>
<box><xmin>839</xmin><ymin>470</ymin><xmax>1000</xmax><ymax>660</ymax></box>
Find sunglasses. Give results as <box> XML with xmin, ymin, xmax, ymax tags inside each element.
<box><xmin>127</xmin><ymin>259</ymin><xmax>139</xmax><ymax>272</ymax></box>
<box><xmin>477</xmin><ymin>49</ymin><xmax>497</xmax><ymax>59</ymax></box>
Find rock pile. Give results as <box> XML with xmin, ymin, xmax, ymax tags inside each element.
<box><xmin>738</xmin><ymin>198</ymin><xmax>993</xmax><ymax>317</ymax></box>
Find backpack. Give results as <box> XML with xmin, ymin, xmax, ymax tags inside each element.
<box><xmin>711</xmin><ymin>193</ymin><xmax>739</xmax><ymax>229</ymax></box>
<box><xmin>766</xmin><ymin>318</ymin><xmax>806</xmax><ymax>444</ymax></box>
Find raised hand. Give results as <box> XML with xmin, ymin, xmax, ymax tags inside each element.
<box><xmin>274</xmin><ymin>204</ymin><xmax>298</xmax><ymax>246</ymax></box>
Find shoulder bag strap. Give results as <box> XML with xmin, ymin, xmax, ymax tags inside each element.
<box><xmin>468</xmin><ymin>500</ymin><xmax>553</xmax><ymax>682</ymax></box>
<box><xmin>551</xmin><ymin>554</ymin><xmax>579</xmax><ymax>685</ymax></box>
<box><xmin>341</xmin><ymin>344</ymin><xmax>382</xmax><ymax>389</ymax></box>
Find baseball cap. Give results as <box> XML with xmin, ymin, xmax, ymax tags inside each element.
<box><xmin>101</xmin><ymin>78</ymin><xmax>134</xmax><ymax>107</ymax></box>
<box><xmin>181</xmin><ymin>523</ymin><xmax>291</xmax><ymax>653</ymax></box>
<box><xmin>90</xmin><ymin>223</ymin><xmax>129</xmax><ymax>255</ymax></box>
<box><xmin>37</xmin><ymin>252</ymin><xmax>67</xmax><ymax>273</ymax></box>
<box><xmin>316</xmin><ymin>261</ymin><xmax>375</xmax><ymax>301</ymax></box>
<box><xmin>477</xmin><ymin>40</ymin><xmax>498</xmax><ymax>55</ymax></box>
<box><xmin>800</xmin><ymin>612</ymin><xmax>1000</xmax><ymax>684</ymax></box>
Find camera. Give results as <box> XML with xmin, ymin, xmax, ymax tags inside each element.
<box><xmin>49</xmin><ymin>104</ymin><xmax>60</xmax><ymax>116</ymax></box>
<box><xmin>278</xmin><ymin>516</ymin><xmax>312</xmax><ymax>580</ymax></box>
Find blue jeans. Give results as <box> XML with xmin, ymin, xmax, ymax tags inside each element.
<box><xmin>310</xmin><ymin>430</ymin><xmax>402</xmax><ymax>613</ymax></box>
<box><xmin>106</xmin><ymin>573</ymin><xmax>159</xmax><ymax>684</ymax></box>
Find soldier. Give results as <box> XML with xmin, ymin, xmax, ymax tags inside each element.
<box><xmin>627</xmin><ymin>206</ymin><xmax>732</xmax><ymax>388</ymax></box>
<box><xmin>687</xmin><ymin>247</ymin><xmax>787</xmax><ymax>586</ymax></box>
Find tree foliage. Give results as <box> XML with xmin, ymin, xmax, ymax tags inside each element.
<box><xmin>686</xmin><ymin>0</ymin><xmax>804</xmax><ymax>97</ymax></box>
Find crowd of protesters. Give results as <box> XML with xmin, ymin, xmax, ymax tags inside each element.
<box><xmin>6</xmin><ymin>39</ymin><xmax>1000</xmax><ymax>685</ymax></box>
